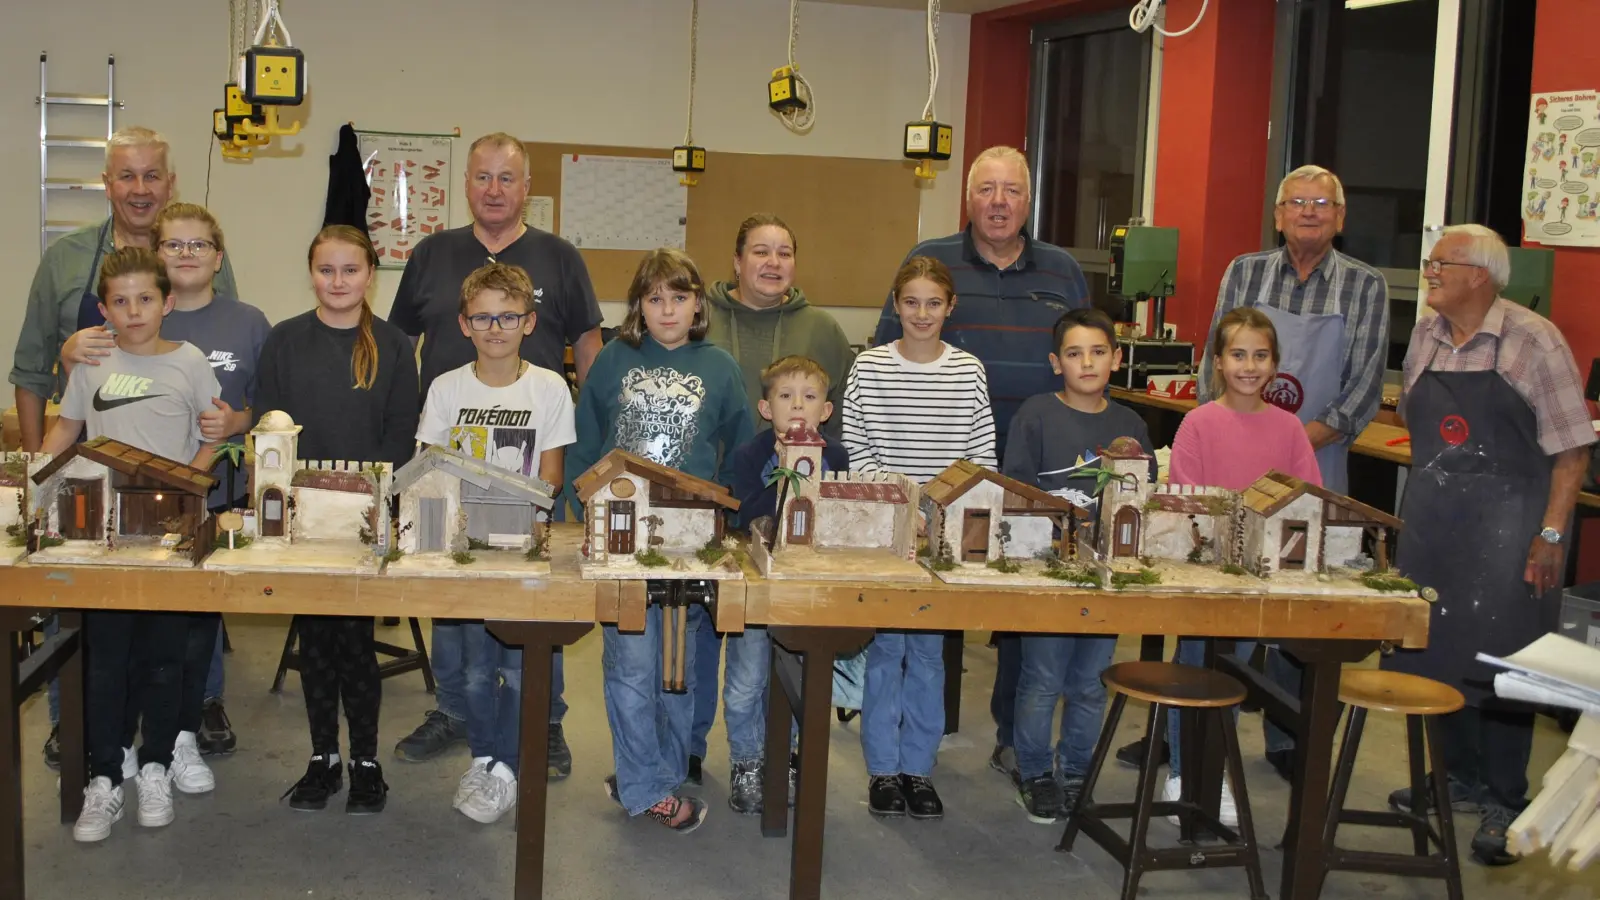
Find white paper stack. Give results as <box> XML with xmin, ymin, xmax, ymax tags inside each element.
<box><xmin>1478</xmin><ymin>634</ymin><xmax>1600</xmax><ymax>715</ymax></box>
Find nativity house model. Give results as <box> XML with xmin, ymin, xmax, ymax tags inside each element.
<box><xmin>239</xmin><ymin>410</ymin><xmax>392</xmax><ymax>555</ymax></box>
<box><xmin>922</xmin><ymin>460</ymin><xmax>1091</xmax><ymax>564</ymax></box>
<box><xmin>391</xmin><ymin>444</ymin><xmax>556</xmax><ymax>556</ymax></box>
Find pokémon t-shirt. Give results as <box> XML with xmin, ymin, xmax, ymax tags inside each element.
<box><xmin>415</xmin><ymin>362</ymin><xmax>576</xmax><ymax>476</ymax></box>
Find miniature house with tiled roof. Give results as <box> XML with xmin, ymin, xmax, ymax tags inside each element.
<box><xmin>30</xmin><ymin>437</ymin><xmax>218</xmax><ymax>565</ymax></box>
<box><xmin>768</xmin><ymin>424</ymin><xmax>917</xmax><ymax>557</ymax></box>
<box><xmin>573</xmin><ymin>449</ymin><xmax>740</xmax><ymax>567</ymax></box>
<box><xmin>392</xmin><ymin>445</ymin><xmax>556</xmax><ymax>555</ymax></box>
<box><xmin>923</xmin><ymin>460</ymin><xmax>1090</xmax><ymax>563</ymax></box>
<box><xmin>1235</xmin><ymin>471</ymin><xmax>1401</xmax><ymax>576</ymax></box>
<box><xmin>247</xmin><ymin>411</ymin><xmax>391</xmax><ymax>552</ymax></box>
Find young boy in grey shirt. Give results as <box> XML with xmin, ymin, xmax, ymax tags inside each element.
<box><xmin>41</xmin><ymin>247</ymin><xmax>220</xmax><ymax>844</ymax></box>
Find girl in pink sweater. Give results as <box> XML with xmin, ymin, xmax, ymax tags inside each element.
<box><xmin>1162</xmin><ymin>307</ymin><xmax>1320</xmax><ymax>827</ymax></box>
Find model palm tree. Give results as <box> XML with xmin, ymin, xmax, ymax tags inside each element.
<box><xmin>1074</xmin><ymin>462</ymin><xmax>1138</xmax><ymax>553</ymax></box>
<box><xmin>765</xmin><ymin>465</ymin><xmax>807</xmax><ymax>545</ymax></box>
<box><xmin>215</xmin><ymin>441</ymin><xmax>247</xmax><ymax>507</ymax></box>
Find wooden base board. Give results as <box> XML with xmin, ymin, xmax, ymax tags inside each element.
<box><xmin>580</xmin><ymin>554</ymin><xmax>744</xmax><ymax>581</ymax></box>
<box><xmin>0</xmin><ymin>544</ymin><xmax>32</xmax><ymax>567</ymax></box>
<box><xmin>28</xmin><ymin>541</ymin><xmax>198</xmax><ymax>569</ymax></box>
<box><xmin>385</xmin><ymin>551</ymin><xmax>552</xmax><ymax>580</ymax></box>
<box><xmin>763</xmin><ymin>546</ymin><xmax>931</xmax><ymax>582</ymax></box>
<box><xmin>204</xmin><ymin>541</ymin><xmax>380</xmax><ymax>576</ymax></box>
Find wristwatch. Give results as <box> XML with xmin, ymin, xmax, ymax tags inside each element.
<box><xmin>1539</xmin><ymin>526</ymin><xmax>1563</xmax><ymax>545</ymax></box>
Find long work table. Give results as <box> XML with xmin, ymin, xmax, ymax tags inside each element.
<box><xmin>0</xmin><ymin>527</ymin><xmax>1432</xmax><ymax>900</ymax></box>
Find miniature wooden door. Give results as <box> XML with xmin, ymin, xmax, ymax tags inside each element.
<box><xmin>1280</xmin><ymin>521</ymin><xmax>1308</xmax><ymax>570</ymax></box>
<box><xmin>608</xmin><ymin>500</ymin><xmax>636</xmax><ymax>554</ymax></box>
<box><xmin>418</xmin><ymin>497</ymin><xmax>447</xmax><ymax>552</ymax></box>
<box><xmin>1112</xmin><ymin>506</ymin><xmax>1140</xmax><ymax>557</ymax></box>
<box><xmin>260</xmin><ymin>487</ymin><xmax>286</xmax><ymax>537</ymax></box>
<box><xmin>786</xmin><ymin>497</ymin><xmax>813</xmax><ymax>545</ymax></box>
<box><xmin>961</xmin><ymin>510</ymin><xmax>990</xmax><ymax>562</ymax></box>
<box><xmin>59</xmin><ymin>478</ymin><xmax>101</xmax><ymax>540</ymax></box>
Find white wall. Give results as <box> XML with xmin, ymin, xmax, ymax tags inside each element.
<box><xmin>0</xmin><ymin>0</ymin><xmax>971</xmax><ymax>374</ymax></box>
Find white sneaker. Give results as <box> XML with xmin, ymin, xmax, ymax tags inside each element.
<box><xmin>135</xmin><ymin>762</ymin><xmax>175</xmax><ymax>828</ymax></box>
<box><xmin>456</xmin><ymin>761</ymin><xmax>518</xmax><ymax>824</ymax></box>
<box><xmin>121</xmin><ymin>745</ymin><xmax>137</xmax><ymax>782</ymax></box>
<box><xmin>453</xmin><ymin>757</ymin><xmax>492</xmax><ymax>808</ymax></box>
<box><xmin>172</xmin><ymin>731</ymin><xmax>215</xmax><ymax>794</ymax></box>
<box><xmin>1162</xmin><ymin>774</ymin><xmax>1239</xmax><ymax>828</ymax></box>
<box><xmin>73</xmin><ymin>777</ymin><xmax>124</xmax><ymax>842</ymax></box>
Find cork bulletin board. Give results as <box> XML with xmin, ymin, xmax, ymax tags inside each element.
<box><xmin>520</xmin><ymin>141</ymin><xmax>924</xmax><ymax>307</ymax></box>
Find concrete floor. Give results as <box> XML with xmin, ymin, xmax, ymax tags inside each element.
<box><xmin>15</xmin><ymin>617</ymin><xmax>1600</xmax><ymax>899</ymax></box>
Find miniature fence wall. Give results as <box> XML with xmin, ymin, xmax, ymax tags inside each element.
<box><xmin>295</xmin><ymin>459</ymin><xmax>387</xmax><ymax>474</ymax></box>
<box><xmin>816</xmin><ymin>470</ymin><xmax>903</xmax><ymax>484</ymax></box>
<box><xmin>1148</xmin><ymin>483</ymin><xmax>1233</xmax><ymax>500</ymax></box>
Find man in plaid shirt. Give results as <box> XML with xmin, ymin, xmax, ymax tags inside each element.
<box><xmin>1386</xmin><ymin>223</ymin><xmax>1595</xmax><ymax>866</ymax></box>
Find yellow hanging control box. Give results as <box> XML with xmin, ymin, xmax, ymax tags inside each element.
<box><xmin>768</xmin><ymin>67</ymin><xmax>805</xmax><ymax>112</ymax></box>
<box><xmin>903</xmin><ymin>120</ymin><xmax>954</xmax><ymax>161</ymax></box>
<box><xmin>672</xmin><ymin>146</ymin><xmax>707</xmax><ymax>174</ymax></box>
<box><xmin>224</xmin><ymin>83</ymin><xmax>262</xmax><ymax>124</ymax></box>
<box><xmin>242</xmin><ymin>45</ymin><xmax>305</xmax><ymax>105</ymax></box>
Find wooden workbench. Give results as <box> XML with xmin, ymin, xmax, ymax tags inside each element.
<box><xmin>0</xmin><ymin>528</ymin><xmax>1430</xmax><ymax>900</ymax></box>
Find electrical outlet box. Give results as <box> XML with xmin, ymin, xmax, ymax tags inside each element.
<box><xmin>768</xmin><ymin>67</ymin><xmax>805</xmax><ymax>112</ymax></box>
<box><xmin>904</xmin><ymin>120</ymin><xmax>953</xmax><ymax>161</ymax></box>
<box><xmin>672</xmin><ymin>145</ymin><xmax>707</xmax><ymax>173</ymax></box>
<box><xmin>242</xmin><ymin>46</ymin><xmax>305</xmax><ymax>105</ymax></box>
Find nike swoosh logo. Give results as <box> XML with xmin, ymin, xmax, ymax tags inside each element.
<box><xmin>209</xmin><ymin>359</ymin><xmax>230</xmax><ymax>368</ymax></box>
<box><xmin>93</xmin><ymin>391</ymin><xmax>165</xmax><ymax>412</ymax></box>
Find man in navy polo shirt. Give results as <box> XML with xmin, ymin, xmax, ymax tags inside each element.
<box><xmin>872</xmin><ymin>144</ymin><xmax>1089</xmax><ymax>786</ymax></box>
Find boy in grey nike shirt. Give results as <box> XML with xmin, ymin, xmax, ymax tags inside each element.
<box><xmin>40</xmin><ymin>248</ymin><xmax>221</xmax><ymax>844</ymax></box>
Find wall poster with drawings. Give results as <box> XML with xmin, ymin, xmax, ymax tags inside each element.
<box><xmin>1523</xmin><ymin>90</ymin><xmax>1600</xmax><ymax>247</ymax></box>
<box><xmin>358</xmin><ymin>130</ymin><xmax>456</xmax><ymax>267</ymax></box>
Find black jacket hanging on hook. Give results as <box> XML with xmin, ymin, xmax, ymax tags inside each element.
<box><xmin>322</xmin><ymin>123</ymin><xmax>371</xmax><ymax>234</ymax></box>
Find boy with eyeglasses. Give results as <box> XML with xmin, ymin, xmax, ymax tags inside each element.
<box><xmin>414</xmin><ymin>262</ymin><xmax>575</xmax><ymax>823</ymax></box>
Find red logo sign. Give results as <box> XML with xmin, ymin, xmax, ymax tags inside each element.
<box><xmin>1440</xmin><ymin>415</ymin><xmax>1470</xmax><ymax>447</ymax></box>
<box><xmin>1262</xmin><ymin>373</ymin><xmax>1304</xmax><ymax>413</ymax></box>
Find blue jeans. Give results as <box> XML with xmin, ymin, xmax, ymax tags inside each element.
<box><xmin>990</xmin><ymin>633</ymin><xmax>1021</xmax><ymax>748</ymax></box>
<box><xmin>689</xmin><ymin>604</ymin><xmax>719</xmax><ymax>760</ymax></box>
<box><xmin>723</xmin><ymin>626</ymin><xmax>771</xmax><ymax>763</ymax></box>
<box><xmin>206</xmin><ymin>623</ymin><xmax>225</xmax><ymax>701</ymax></box>
<box><xmin>435</xmin><ymin>620</ymin><xmax>566</xmax><ymax>725</ymax></box>
<box><xmin>603</xmin><ymin>605</ymin><xmax>699</xmax><ymax>816</ymax></box>
<box><xmin>861</xmin><ymin>632</ymin><xmax>945</xmax><ymax>777</ymax></box>
<box><xmin>1170</xmin><ymin>639</ymin><xmax>1293</xmax><ymax>777</ymax></box>
<box><xmin>463</xmin><ymin>623</ymin><xmax>522</xmax><ymax>776</ymax></box>
<box><xmin>1014</xmin><ymin>635</ymin><xmax>1117</xmax><ymax>781</ymax></box>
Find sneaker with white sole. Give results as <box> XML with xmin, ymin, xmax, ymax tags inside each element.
<box><xmin>456</xmin><ymin>761</ymin><xmax>517</xmax><ymax>824</ymax></box>
<box><xmin>73</xmin><ymin>777</ymin><xmax>124</xmax><ymax>842</ymax></box>
<box><xmin>171</xmin><ymin>732</ymin><xmax>215</xmax><ymax>794</ymax></box>
<box><xmin>454</xmin><ymin>757</ymin><xmax>492</xmax><ymax>808</ymax></box>
<box><xmin>1162</xmin><ymin>775</ymin><xmax>1238</xmax><ymax>828</ymax></box>
<box><xmin>121</xmin><ymin>746</ymin><xmax>137</xmax><ymax>782</ymax></box>
<box><xmin>135</xmin><ymin>762</ymin><xmax>175</xmax><ymax>828</ymax></box>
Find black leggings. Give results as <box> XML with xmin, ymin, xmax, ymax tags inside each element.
<box><xmin>297</xmin><ymin>616</ymin><xmax>382</xmax><ymax>759</ymax></box>
<box><xmin>87</xmin><ymin>611</ymin><xmax>188</xmax><ymax>784</ymax></box>
<box><xmin>178</xmin><ymin>614</ymin><xmax>222</xmax><ymax>734</ymax></box>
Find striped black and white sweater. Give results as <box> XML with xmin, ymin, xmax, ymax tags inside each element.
<box><xmin>841</xmin><ymin>341</ymin><xmax>997</xmax><ymax>483</ymax></box>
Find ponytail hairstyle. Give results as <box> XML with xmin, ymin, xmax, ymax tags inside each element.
<box><xmin>1209</xmin><ymin>307</ymin><xmax>1280</xmax><ymax>399</ymax></box>
<box><xmin>307</xmin><ymin>225</ymin><xmax>381</xmax><ymax>390</ymax></box>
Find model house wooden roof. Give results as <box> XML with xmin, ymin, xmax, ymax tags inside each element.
<box><xmin>291</xmin><ymin>469</ymin><xmax>376</xmax><ymax>494</ymax></box>
<box><xmin>573</xmin><ymin>449</ymin><xmax>739</xmax><ymax>510</ymax></box>
<box><xmin>31</xmin><ymin>437</ymin><xmax>216</xmax><ymax>496</ymax></box>
<box><xmin>923</xmin><ymin>460</ymin><xmax>1088</xmax><ymax>515</ymax></box>
<box><xmin>1239</xmin><ymin>471</ymin><xmax>1403</xmax><ymax>529</ymax></box>
<box><xmin>779</xmin><ymin>425</ymin><xmax>827</xmax><ymax>447</ymax></box>
<box><xmin>1099</xmin><ymin>436</ymin><xmax>1151</xmax><ymax>460</ymax></box>
<box><xmin>392</xmin><ymin>445</ymin><xmax>555</xmax><ymax>508</ymax></box>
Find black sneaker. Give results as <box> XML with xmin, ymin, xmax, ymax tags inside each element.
<box><xmin>868</xmin><ymin>774</ymin><xmax>906</xmax><ymax>818</ymax></box>
<box><xmin>900</xmin><ymin>774</ymin><xmax>943</xmax><ymax>820</ymax></box>
<box><xmin>1059</xmin><ymin>775</ymin><xmax>1086</xmax><ymax>816</ymax></box>
<box><xmin>1471</xmin><ymin>803</ymin><xmax>1519</xmax><ymax>866</ymax></box>
<box><xmin>1116</xmin><ymin>735</ymin><xmax>1169</xmax><ymax>769</ymax></box>
<box><xmin>1388</xmin><ymin>776</ymin><xmax>1481</xmax><ymax>814</ymax></box>
<box><xmin>43</xmin><ymin>724</ymin><xmax>61</xmax><ymax>772</ymax></box>
<box><xmin>729</xmin><ymin>759</ymin><xmax>764</xmax><ymax>815</ymax></box>
<box><xmin>282</xmin><ymin>755</ymin><xmax>343</xmax><ymax>811</ymax></box>
<box><xmin>547</xmin><ymin>723</ymin><xmax>572</xmax><ymax>780</ymax></box>
<box><xmin>1017</xmin><ymin>774</ymin><xmax>1063</xmax><ymax>824</ymax></box>
<box><xmin>393</xmin><ymin>710</ymin><xmax>466</xmax><ymax>762</ymax></box>
<box><xmin>346</xmin><ymin>758</ymin><xmax>388</xmax><ymax>815</ymax></box>
<box><xmin>198</xmin><ymin>698</ymin><xmax>237</xmax><ymax>756</ymax></box>
<box><xmin>686</xmin><ymin>754</ymin><xmax>703</xmax><ymax>786</ymax></box>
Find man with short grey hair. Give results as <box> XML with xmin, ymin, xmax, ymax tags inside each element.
<box><xmin>1384</xmin><ymin>223</ymin><xmax>1594</xmax><ymax>866</ymax></box>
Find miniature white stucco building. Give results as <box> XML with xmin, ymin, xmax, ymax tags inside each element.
<box><xmin>922</xmin><ymin>460</ymin><xmax>1087</xmax><ymax>563</ymax></box>
<box><xmin>573</xmin><ymin>449</ymin><xmax>739</xmax><ymax>565</ymax></box>
<box><xmin>769</xmin><ymin>426</ymin><xmax>919</xmax><ymax>558</ymax></box>
<box><xmin>247</xmin><ymin>410</ymin><xmax>391</xmax><ymax>551</ymax></box>
<box><xmin>392</xmin><ymin>445</ymin><xmax>555</xmax><ymax>554</ymax></box>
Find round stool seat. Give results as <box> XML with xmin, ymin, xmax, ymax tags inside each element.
<box><xmin>1339</xmin><ymin>669</ymin><xmax>1464</xmax><ymax>716</ymax></box>
<box><xmin>1103</xmin><ymin>661</ymin><xmax>1246</xmax><ymax>708</ymax></box>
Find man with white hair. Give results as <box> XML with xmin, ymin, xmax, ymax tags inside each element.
<box><xmin>873</xmin><ymin>145</ymin><xmax>1089</xmax><ymax>789</ymax></box>
<box><xmin>1384</xmin><ymin>224</ymin><xmax>1593</xmax><ymax>866</ymax></box>
<box><xmin>10</xmin><ymin>125</ymin><xmax>240</xmax><ymax>769</ymax></box>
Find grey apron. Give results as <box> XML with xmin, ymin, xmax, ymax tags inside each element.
<box><xmin>1382</xmin><ymin>340</ymin><xmax>1554</xmax><ymax>706</ymax></box>
<box><xmin>1255</xmin><ymin>298</ymin><xmax>1350</xmax><ymax>494</ymax></box>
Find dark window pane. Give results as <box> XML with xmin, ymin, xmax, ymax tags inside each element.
<box><xmin>1033</xmin><ymin>26</ymin><xmax>1147</xmax><ymax>251</ymax></box>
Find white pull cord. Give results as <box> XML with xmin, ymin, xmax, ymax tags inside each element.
<box><xmin>1129</xmin><ymin>0</ymin><xmax>1208</xmax><ymax>38</ymax></box>
<box><xmin>778</xmin><ymin>0</ymin><xmax>815</xmax><ymax>133</ymax></box>
<box><xmin>684</xmin><ymin>0</ymin><xmax>698</xmax><ymax>145</ymax></box>
<box><xmin>252</xmin><ymin>0</ymin><xmax>293</xmax><ymax>47</ymax></box>
<box><xmin>921</xmin><ymin>0</ymin><xmax>940</xmax><ymax>122</ymax></box>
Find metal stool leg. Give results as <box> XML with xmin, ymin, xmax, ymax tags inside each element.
<box><xmin>1424</xmin><ymin>716</ymin><xmax>1466</xmax><ymax>900</ymax></box>
<box><xmin>1321</xmin><ymin>705</ymin><xmax>1367</xmax><ymax>895</ymax></box>
<box><xmin>271</xmin><ymin>616</ymin><xmax>299</xmax><ymax>694</ymax></box>
<box><xmin>1059</xmin><ymin>691</ymin><xmax>1127</xmax><ymax>851</ymax></box>
<box><xmin>1405</xmin><ymin>715</ymin><xmax>1431</xmax><ymax>856</ymax></box>
<box><xmin>1217</xmin><ymin>705</ymin><xmax>1269</xmax><ymax>900</ymax></box>
<box><xmin>408</xmin><ymin>617</ymin><xmax>435</xmax><ymax>693</ymax></box>
<box><xmin>1121</xmin><ymin>702</ymin><xmax>1169</xmax><ymax>900</ymax></box>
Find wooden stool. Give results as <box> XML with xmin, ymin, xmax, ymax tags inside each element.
<box><xmin>1320</xmin><ymin>669</ymin><xmax>1465</xmax><ymax>900</ymax></box>
<box><xmin>271</xmin><ymin>616</ymin><xmax>435</xmax><ymax>694</ymax></box>
<box><xmin>1058</xmin><ymin>661</ymin><xmax>1268</xmax><ymax>900</ymax></box>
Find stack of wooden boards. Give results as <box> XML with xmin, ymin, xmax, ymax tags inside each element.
<box><xmin>1509</xmin><ymin>712</ymin><xmax>1600</xmax><ymax>868</ymax></box>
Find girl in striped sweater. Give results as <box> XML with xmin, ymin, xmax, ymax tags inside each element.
<box><xmin>843</xmin><ymin>256</ymin><xmax>996</xmax><ymax>820</ymax></box>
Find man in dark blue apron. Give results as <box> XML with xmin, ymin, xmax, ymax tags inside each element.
<box><xmin>1385</xmin><ymin>224</ymin><xmax>1594</xmax><ymax>866</ymax></box>
<box><xmin>8</xmin><ymin>126</ymin><xmax>238</xmax><ymax>769</ymax></box>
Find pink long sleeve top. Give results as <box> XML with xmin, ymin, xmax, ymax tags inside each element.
<box><xmin>1168</xmin><ymin>401</ymin><xmax>1322</xmax><ymax>490</ymax></box>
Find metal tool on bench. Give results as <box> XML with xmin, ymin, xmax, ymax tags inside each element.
<box><xmin>1107</xmin><ymin>223</ymin><xmax>1195</xmax><ymax>390</ymax></box>
<box><xmin>648</xmin><ymin>578</ymin><xmax>717</xmax><ymax>693</ymax></box>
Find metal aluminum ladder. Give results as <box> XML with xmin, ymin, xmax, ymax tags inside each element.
<box><xmin>36</xmin><ymin>52</ymin><xmax>120</xmax><ymax>256</ymax></box>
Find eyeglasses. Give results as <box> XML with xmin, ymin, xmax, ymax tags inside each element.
<box><xmin>158</xmin><ymin>239</ymin><xmax>217</xmax><ymax>257</ymax></box>
<box><xmin>1421</xmin><ymin>259</ymin><xmax>1481</xmax><ymax>275</ymax></box>
<box><xmin>465</xmin><ymin>312</ymin><xmax>529</xmax><ymax>331</ymax></box>
<box><xmin>1279</xmin><ymin>197</ymin><xmax>1340</xmax><ymax>211</ymax></box>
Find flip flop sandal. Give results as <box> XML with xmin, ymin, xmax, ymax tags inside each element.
<box><xmin>644</xmin><ymin>794</ymin><xmax>708</xmax><ymax>833</ymax></box>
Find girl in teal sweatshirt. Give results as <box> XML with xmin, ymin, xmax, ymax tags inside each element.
<box><xmin>567</xmin><ymin>248</ymin><xmax>752</xmax><ymax>832</ymax></box>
